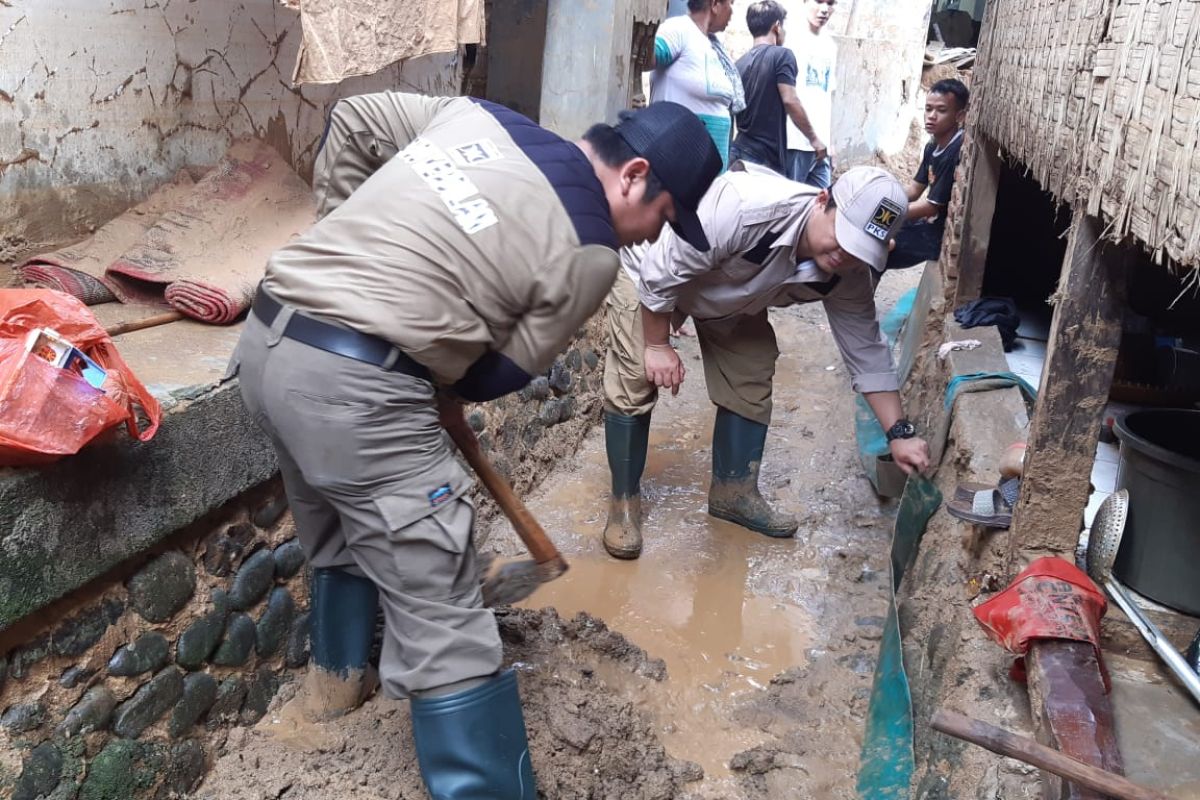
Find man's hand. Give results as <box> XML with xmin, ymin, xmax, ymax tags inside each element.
<box><xmin>889</xmin><ymin>436</ymin><xmax>931</xmax><ymax>475</ymax></box>
<box><xmin>644</xmin><ymin>343</ymin><xmax>685</xmax><ymax>395</ymax></box>
<box><xmin>810</xmin><ymin>138</ymin><xmax>828</xmax><ymax>162</ymax></box>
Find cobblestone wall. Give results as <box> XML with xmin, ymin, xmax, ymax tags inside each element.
<box><xmin>0</xmin><ymin>490</ymin><xmax>304</xmax><ymax>800</ymax></box>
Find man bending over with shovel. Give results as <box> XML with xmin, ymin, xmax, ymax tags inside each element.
<box><xmin>230</xmin><ymin>92</ymin><xmax>721</xmax><ymax>799</ymax></box>
<box><xmin>602</xmin><ymin>162</ymin><xmax>931</xmax><ymax>559</ymax></box>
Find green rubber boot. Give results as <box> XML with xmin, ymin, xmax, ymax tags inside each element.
<box><xmin>410</xmin><ymin>670</ymin><xmax>536</xmax><ymax>799</ymax></box>
<box><xmin>602</xmin><ymin>412</ymin><xmax>650</xmax><ymax>559</ymax></box>
<box><xmin>708</xmin><ymin>407</ymin><xmax>799</xmax><ymax>538</ymax></box>
<box><xmin>301</xmin><ymin>567</ymin><xmax>380</xmax><ymax>720</ymax></box>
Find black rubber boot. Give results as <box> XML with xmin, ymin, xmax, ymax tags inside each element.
<box><xmin>411</xmin><ymin>669</ymin><xmax>537</xmax><ymax>800</ymax></box>
<box><xmin>304</xmin><ymin>567</ymin><xmax>380</xmax><ymax>719</ymax></box>
<box><xmin>707</xmin><ymin>407</ymin><xmax>799</xmax><ymax>538</ymax></box>
<box><xmin>602</xmin><ymin>412</ymin><xmax>651</xmax><ymax>559</ymax></box>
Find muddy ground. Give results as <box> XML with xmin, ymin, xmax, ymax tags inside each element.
<box><xmin>195</xmin><ymin>267</ymin><xmax>922</xmax><ymax>799</ymax></box>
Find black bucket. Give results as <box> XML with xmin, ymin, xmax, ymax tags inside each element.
<box><xmin>1113</xmin><ymin>409</ymin><xmax>1200</xmax><ymax>615</ymax></box>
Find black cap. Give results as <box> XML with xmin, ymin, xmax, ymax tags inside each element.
<box><xmin>613</xmin><ymin>102</ymin><xmax>723</xmax><ymax>252</ymax></box>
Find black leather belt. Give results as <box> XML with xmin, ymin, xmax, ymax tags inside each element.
<box><xmin>252</xmin><ymin>289</ymin><xmax>431</xmax><ymax>381</ymax></box>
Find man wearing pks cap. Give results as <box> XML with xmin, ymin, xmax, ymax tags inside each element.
<box><xmin>601</xmin><ymin>162</ymin><xmax>931</xmax><ymax>559</ymax></box>
<box><xmin>231</xmin><ymin>92</ymin><xmax>722</xmax><ymax>798</ymax></box>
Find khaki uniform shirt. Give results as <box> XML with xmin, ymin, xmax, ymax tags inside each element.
<box><xmin>625</xmin><ymin>165</ymin><xmax>898</xmax><ymax>393</ymax></box>
<box><xmin>264</xmin><ymin>92</ymin><xmax>620</xmax><ymax>383</ymax></box>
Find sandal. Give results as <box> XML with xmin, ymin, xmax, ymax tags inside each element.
<box><xmin>946</xmin><ymin>477</ymin><xmax>1020</xmax><ymax>528</ymax></box>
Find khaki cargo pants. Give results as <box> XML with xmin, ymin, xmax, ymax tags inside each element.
<box><xmin>604</xmin><ymin>269</ymin><xmax>779</xmax><ymax>426</ymax></box>
<box><xmin>231</xmin><ymin>311</ymin><xmax>501</xmax><ymax>697</ymax></box>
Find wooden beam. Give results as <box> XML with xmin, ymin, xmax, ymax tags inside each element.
<box><xmin>953</xmin><ymin>133</ymin><xmax>1003</xmax><ymax>306</ymax></box>
<box><xmin>1027</xmin><ymin>640</ymin><xmax>1125</xmax><ymax>800</ymax></box>
<box><xmin>1008</xmin><ymin>210</ymin><xmax>1128</xmax><ymax>567</ymax></box>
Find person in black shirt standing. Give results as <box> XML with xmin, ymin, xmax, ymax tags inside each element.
<box><xmin>730</xmin><ymin>2</ymin><xmax>823</xmax><ymax>177</ymax></box>
<box><xmin>887</xmin><ymin>78</ymin><xmax>969</xmax><ymax>269</ymax></box>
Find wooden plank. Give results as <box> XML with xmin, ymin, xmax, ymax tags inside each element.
<box><xmin>1027</xmin><ymin>640</ymin><xmax>1125</xmax><ymax>800</ymax></box>
<box><xmin>932</xmin><ymin>709</ymin><xmax>1167</xmax><ymax>800</ymax></box>
<box><xmin>953</xmin><ymin>133</ymin><xmax>1003</xmax><ymax>306</ymax></box>
<box><xmin>1008</xmin><ymin>210</ymin><xmax>1129</xmax><ymax>565</ymax></box>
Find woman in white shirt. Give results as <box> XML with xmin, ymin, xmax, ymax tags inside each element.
<box><xmin>651</xmin><ymin>0</ymin><xmax>745</xmax><ymax>169</ymax></box>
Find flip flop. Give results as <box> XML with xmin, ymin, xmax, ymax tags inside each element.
<box><xmin>946</xmin><ymin>477</ymin><xmax>1019</xmax><ymax>528</ymax></box>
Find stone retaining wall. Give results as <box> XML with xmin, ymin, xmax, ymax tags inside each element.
<box><xmin>0</xmin><ymin>489</ymin><xmax>302</xmax><ymax>800</ymax></box>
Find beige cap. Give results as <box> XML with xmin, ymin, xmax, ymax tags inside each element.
<box><xmin>831</xmin><ymin>167</ymin><xmax>908</xmax><ymax>271</ymax></box>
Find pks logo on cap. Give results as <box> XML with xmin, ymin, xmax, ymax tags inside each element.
<box><xmin>865</xmin><ymin>198</ymin><xmax>904</xmax><ymax>242</ymax></box>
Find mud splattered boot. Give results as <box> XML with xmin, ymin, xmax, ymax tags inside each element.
<box><xmin>602</xmin><ymin>412</ymin><xmax>650</xmax><ymax>559</ymax></box>
<box><xmin>411</xmin><ymin>670</ymin><xmax>537</xmax><ymax>799</ymax></box>
<box><xmin>300</xmin><ymin>567</ymin><xmax>380</xmax><ymax>720</ymax></box>
<box><xmin>707</xmin><ymin>407</ymin><xmax>799</xmax><ymax>538</ymax></box>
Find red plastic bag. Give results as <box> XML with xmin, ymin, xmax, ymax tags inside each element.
<box><xmin>0</xmin><ymin>289</ymin><xmax>161</xmax><ymax>466</ymax></box>
<box><xmin>973</xmin><ymin>556</ymin><xmax>1110</xmax><ymax>689</ymax></box>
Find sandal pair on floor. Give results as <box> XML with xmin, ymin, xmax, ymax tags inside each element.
<box><xmin>946</xmin><ymin>476</ymin><xmax>1020</xmax><ymax>528</ymax></box>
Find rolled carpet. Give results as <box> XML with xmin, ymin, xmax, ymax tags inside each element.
<box><xmin>14</xmin><ymin>172</ymin><xmax>196</xmax><ymax>305</ymax></box>
<box><xmin>105</xmin><ymin>139</ymin><xmax>315</xmax><ymax>324</ymax></box>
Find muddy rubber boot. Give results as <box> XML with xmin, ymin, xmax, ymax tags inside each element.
<box><xmin>602</xmin><ymin>412</ymin><xmax>650</xmax><ymax>559</ymax></box>
<box><xmin>707</xmin><ymin>407</ymin><xmax>799</xmax><ymax>538</ymax></box>
<box><xmin>302</xmin><ymin>567</ymin><xmax>380</xmax><ymax>721</ymax></box>
<box><xmin>411</xmin><ymin>670</ymin><xmax>537</xmax><ymax>800</ymax></box>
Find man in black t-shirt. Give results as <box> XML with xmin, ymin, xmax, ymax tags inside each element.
<box><xmin>731</xmin><ymin>2</ymin><xmax>819</xmax><ymax>176</ymax></box>
<box><xmin>887</xmin><ymin>78</ymin><xmax>969</xmax><ymax>269</ymax></box>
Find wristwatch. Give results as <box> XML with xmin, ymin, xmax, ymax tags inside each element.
<box><xmin>886</xmin><ymin>419</ymin><xmax>917</xmax><ymax>442</ymax></box>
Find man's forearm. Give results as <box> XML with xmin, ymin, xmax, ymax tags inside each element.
<box><xmin>907</xmin><ymin>198</ymin><xmax>940</xmax><ymax>220</ymax></box>
<box><xmin>863</xmin><ymin>390</ymin><xmax>904</xmax><ymax>430</ymax></box>
<box><xmin>783</xmin><ymin>99</ymin><xmax>819</xmax><ymax>144</ymax></box>
<box><xmin>641</xmin><ymin>305</ymin><xmax>674</xmax><ymax>347</ymax></box>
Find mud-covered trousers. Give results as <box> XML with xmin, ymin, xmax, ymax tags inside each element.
<box><xmin>230</xmin><ymin>309</ymin><xmax>502</xmax><ymax>698</ymax></box>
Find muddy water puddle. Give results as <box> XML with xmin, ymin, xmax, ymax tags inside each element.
<box><xmin>486</xmin><ymin>276</ymin><xmax>922</xmax><ymax>795</ymax></box>
<box><xmin>503</xmin><ymin>377</ymin><xmax>852</xmax><ymax>784</ymax></box>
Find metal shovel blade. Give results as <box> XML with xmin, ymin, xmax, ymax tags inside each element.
<box><xmin>1085</xmin><ymin>489</ymin><xmax>1200</xmax><ymax>705</ymax></box>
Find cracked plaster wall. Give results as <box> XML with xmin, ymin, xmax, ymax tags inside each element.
<box><xmin>0</xmin><ymin>0</ymin><xmax>462</xmax><ymax>262</ymax></box>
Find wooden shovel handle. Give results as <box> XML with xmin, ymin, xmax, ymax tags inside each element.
<box><xmin>104</xmin><ymin>311</ymin><xmax>185</xmax><ymax>337</ymax></box>
<box><xmin>438</xmin><ymin>394</ymin><xmax>562</xmax><ymax>566</ymax></box>
<box><xmin>931</xmin><ymin>710</ymin><xmax>1171</xmax><ymax>800</ymax></box>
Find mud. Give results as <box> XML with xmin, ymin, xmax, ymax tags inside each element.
<box><xmin>196</xmin><ymin>608</ymin><xmax>701</xmax><ymax>800</ymax></box>
<box><xmin>195</xmin><ymin>268</ymin><xmax>923</xmax><ymax>798</ymax></box>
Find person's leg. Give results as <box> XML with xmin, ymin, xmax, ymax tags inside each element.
<box><xmin>257</xmin><ymin>328</ymin><xmax>531</xmax><ymax>798</ymax></box>
<box><xmin>885</xmin><ymin>220</ymin><xmax>944</xmax><ymax>270</ymax></box>
<box><xmin>785</xmin><ymin>149</ymin><xmax>817</xmax><ymax>184</ymax></box>
<box><xmin>601</xmin><ymin>270</ymin><xmax>656</xmax><ymax>559</ymax></box>
<box><xmin>808</xmin><ymin>155</ymin><xmax>833</xmax><ymax>189</ymax></box>
<box><xmin>235</xmin><ymin>312</ymin><xmax>380</xmax><ymax>720</ymax></box>
<box><xmin>695</xmin><ymin>313</ymin><xmax>799</xmax><ymax>537</ymax></box>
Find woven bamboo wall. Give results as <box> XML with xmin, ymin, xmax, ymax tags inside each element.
<box><xmin>972</xmin><ymin>0</ymin><xmax>1200</xmax><ymax>270</ymax></box>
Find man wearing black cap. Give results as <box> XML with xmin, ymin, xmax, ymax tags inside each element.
<box><xmin>230</xmin><ymin>92</ymin><xmax>721</xmax><ymax>799</ymax></box>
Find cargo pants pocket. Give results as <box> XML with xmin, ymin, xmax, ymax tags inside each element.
<box><xmin>373</xmin><ymin>475</ymin><xmax>482</xmax><ymax>604</ymax></box>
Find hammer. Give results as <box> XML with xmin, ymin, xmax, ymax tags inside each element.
<box><xmin>437</xmin><ymin>394</ymin><xmax>569</xmax><ymax>607</ymax></box>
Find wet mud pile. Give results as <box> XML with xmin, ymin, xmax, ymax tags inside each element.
<box><xmin>196</xmin><ymin>608</ymin><xmax>701</xmax><ymax>800</ymax></box>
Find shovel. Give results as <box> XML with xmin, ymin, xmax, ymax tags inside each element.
<box><xmin>437</xmin><ymin>394</ymin><xmax>568</xmax><ymax>607</ymax></box>
<box><xmin>1085</xmin><ymin>489</ymin><xmax>1200</xmax><ymax>705</ymax></box>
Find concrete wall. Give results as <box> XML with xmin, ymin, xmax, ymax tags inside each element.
<box><xmin>539</xmin><ymin>0</ymin><xmax>637</xmax><ymax>136</ymax></box>
<box><xmin>0</xmin><ymin>0</ymin><xmax>461</xmax><ymax>262</ymax></box>
<box><xmin>724</xmin><ymin>0</ymin><xmax>931</xmax><ymax>166</ymax></box>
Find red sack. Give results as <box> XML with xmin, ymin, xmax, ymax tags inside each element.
<box><xmin>973</xmin><ymin>556</ymin><xmax>1110</xmax><ymax>689</ymax></box>
<box><xmin>0</xmin><ymin>289</ymin><xmax>161</xmax><ymax>466</ymax></box>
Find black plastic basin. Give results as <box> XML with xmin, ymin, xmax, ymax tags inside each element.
<box><xmin>1113</xmin><ymin>409</ymin><xmax>1200</xmax><ymax>615</ymax></box>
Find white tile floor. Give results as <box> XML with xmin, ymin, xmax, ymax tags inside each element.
<box><xmin>1006</xmin><ymin>337</ymin><xmax>1047</xmax><ymax>391</ymax></box>
<box><xmin>1003</xmin><ymin>332</ymin><xmax>1136</xmax><ymax>533</ymax></box>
